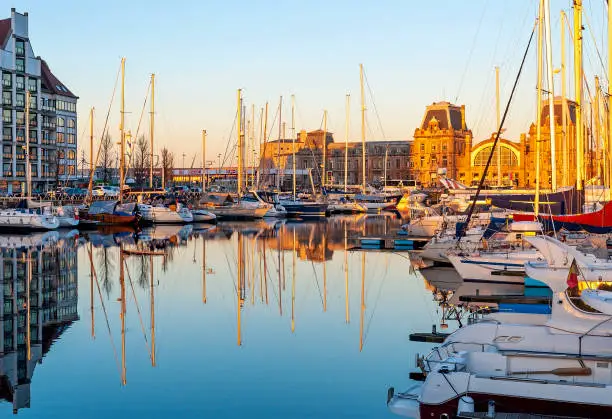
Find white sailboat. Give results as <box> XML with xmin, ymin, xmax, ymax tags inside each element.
<box><xmin>138</xmin><ymin>202</ymin><xmax>194</xmax><ymax>224</ymax></box>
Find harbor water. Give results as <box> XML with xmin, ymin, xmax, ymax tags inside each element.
<box><xmin>0</xmin><ymin>214</ymin><xmax>450</xmax><ymax>418</ymax></box>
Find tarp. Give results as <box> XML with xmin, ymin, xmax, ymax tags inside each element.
<box><xmin>88</xmin><ymin>200</ymin><xmax>117</xmax><ymax>215</ymax></box>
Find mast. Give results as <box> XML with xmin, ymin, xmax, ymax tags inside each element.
<box><xmin>202</xmin><ymin>130</ymin><xmax>206</xmax><ymax>192</ymax></box>
<box><xmin>257</xmin><ymin>106</ymin><xmax>264</xmax><ymax>189</ymax></box>
<box><xmin>277</xmin><ymin>96</ymin><xmax>283</xmax><ymax>190</ymax></box>
<box><xmin>608</xmin><ymin>0</ymin><xmax>612</xmax><ymax>193</ymax></box>
<box><xmin>359</xmin><ymin>252</ymin><xmax>365</xmax><ymax>352</ymax></box>
<box><xmin>595</xmin><ymin>77</ymin><xmax>602</xmax><ymax>183</ymax></box>
<box><xmin>534</xmin><ymin>0</ymin><xmax>543</xmax><ymax>216</ymax></box>
<box><xmin>237</xmin><ymin>233</ymin><xmax>243</xmax><ymax>346</ymax></box>
<box><xmin>119</xmin><ymin>244</ymin><xmax>127</xmax><ymax>385</ymax></box>
<box><xmin>384</xmin><ymin>146</ymin><xmax>388</xmax><ymax>189</ymax></box>
<box><xmin>323</xmin><ymin>110</ymin><xmax>328</xmax><ymax>187</ymax></box>
<box><xmin>89</xmin><ymin>242</ymin><xmax>95</xmax><ymax>339</ymax></box>
<box><xmin>561</xmin><ymin>11</ymin><xmax>568</xmax><ymax>187</ymax></box>
<box><xmin>574</xmin><ymin>0</ymin><xmax>583</xmax><ymax>192</ymax></box>
<box><xmin>544</xmin><ymin>0</ymin><xmax>556</xmax><ymax>191</ymax></box>
<box><xmin>149</xmin><ymin>73</ymin><xmax>155</xmax><ymax>188</ymax></box>
<box><xmin>323</xmin><ymin>235</ymin><xmax>327</xmax><ymax>312</ymax></box>
<box><xmin>150</xmin><ymin>255</ymin><xmax>156</xmax><ymax>367</ymax></box>
<box><xmin>251</xmin><ymin>103</ymin><xmax>256</xmax><ymax>188</ymax></box>
<box><xmin>25</xmin><ymin>91</ymin><xmax>31</xmax><ymax>196</ymax></box>
<box><xmin>237</xmin><ymin>89</ymin><xmax>243</xmax><ymax>196</ymax></box>
<box><xmin>344</xmin><ymin>223</ymin><xmax>349</xmax><ymax>323</ymax></box>
<box><xmin>360</xmin><ymin>64</ymin><xmax>367</xmax><ymax>193</ymax></box>
<box><xmin>496</xmin><ymin>66</ymin><xmax>501</xmax><ymax>186</ymax></box>
<box><xmin>89</xmin><ymin>108</ymin><xmax>94</xmax><ymax>189</ymax></box>
<box><xmin>260</xmin><ymin>102</ymin><xmax>268</xmax><ymax>189</ymax></box>
<box><xmin>26</xmin><ymin>249</ymin><xmax>31</xmax><ymax>360</ymax></box>
<box><xmin>292</xmin><ymin>95</ymin><xmax>296</xmax><ymax>199</ymax></box>
<box><xmin>119</xmin><ymin>57</ymin><xmax>126</xmax><ymax>203</ymax></box>
<box><xmin>345</xmin><ymin>94</ymin><xmax>350</xmax><ymax>193</ymax></box>
<box><xmin>291</xmin><ymin>228</ymin><xmax>296</xmax><ymax>333</ymax></box>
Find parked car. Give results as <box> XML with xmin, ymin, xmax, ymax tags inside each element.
<box><xmin>92</xmin><ymin>186</ymin><xmax>119</xmax><ymax>197</ymax></box>
<box><xmin>190</xmin><ymin>186</ymin><xmax>202</xmax><ymax>193</ymax></box>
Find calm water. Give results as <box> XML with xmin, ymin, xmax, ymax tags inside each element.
<box><xmin>1</xmin><ymin>214</ymin><xmax>445</xmax><ymax>418</ymax></box>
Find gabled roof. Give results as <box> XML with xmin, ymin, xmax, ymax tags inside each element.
<box><xmin>0</xmin><ymin>18</ymin><xmax>10</xmax><ymax>49</ymax></box>
<box><xmin>40</xmin><ymin>59</ymin><xmax>78</xmax><ymax>99</ymax></box>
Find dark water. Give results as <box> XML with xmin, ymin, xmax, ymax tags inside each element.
<box><xmin>0</xmin><ymin>214</ymin><xmax>444</xmax><ymax>418</ymax></box>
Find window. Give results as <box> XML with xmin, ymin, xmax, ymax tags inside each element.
<box><xmin>3</xmin><ymin>145</ymin><xmax>11</xmax><ymax>159</ymax></box>
<box><xmin>57</xmin><ymin>117</ymin><xmax>65</xmax><ymax>127</ymax></box>
<box><xmin>16</xmin><ymin>146</ymin><xmax>25</xmax><ymax>159</ymax></box>
<box><xmin>473</xmin><ymin>146</ymin><xmax>518</xmax><ymax>167</ymax></box>
<box><xmin>67</xmin><ymin>119</ymin><xmax>75</xmax><ymax>128</ymax></box>
<box><xmin>2</xmin><ymin>110</ymin><xmax>11</xmax><ymax>124</ymax></box>
<box><xmin>15</xmin><ymin>58</ymin><xmax>25</xmax><ymax>73</ymax></box>
<box><xmin>2</xmin><ymin>91</ymin><xmax>10</xmax><ymax>106</ymax></box>
<box><xmin>2</xmin><ymin>127</ymin><xmax>11</xmax><ymax>142</ymax></box>
<box><xmin>442</xmin><ymin>156</ymin><xmax>448</xmax><ymax>167</ymax></box>
<box><xmin>420</xmin><ymin>143</ymin><xmax>425</xmax><ymax>152</ymax></box>
<box><xmin>57</xmin><ymin>133</ymin><xmax>65</xmax><ymax>143</ymax></box>
<box><xmin>1</xmin><ymin>72</ymin><xmax>11</xmax><ymax>88</ymax></box>
<box><xmin>16</xmin><ymin>111</ymin><xmax>24</xmax><ymax>126</ymax></box>
<box><xmin>409</xmin><ymin>161</ymin><xmax>414</xmax><ymax>168</ymax></box>
<box><xmin>67</xmin><ymin>150</ymin><xmax>76</xmax><ymax>160</ymax></box>
<box><xmin>29</xmin><ymin>113</ymin><xmax>37</xmax><ymax>128</ymax></box>
<box><xmin>27</xmin><ymin>78</ymin><xmax>36</xmax><ymax>92</ymax></box>
<box><xmin>58</xmin><ymin>150</ymin><xmax>65</xmax><ymax>159</ymax></box>
<box><xmin>16</xmin><ymin>129</ymin><xmax>25</xmax><ymax>143</ymax></box>
<box><xmin>15</xmin><ymin>93</ymin><xmax>24</xmax><ymax>108</ymax></box>
<box><xmin>15</xmin><ymin>39</ymin><xmax>25</xmax><ymax>56</ymax></box>
<box><xmin>432</xmin><ymin>145</ymin><xmax>437</xmax><ymax>152</ymax></box>
<box><xmin>29</xmin><ymin>95</ymin><xmax>37</xmax><ymax>110</ymax></box>
<box><xmin>420</xmin><ymin>156</ymin><xmax>425</xmax><ymax>167</ymax></box>
<box><xmin>16</xmin><ymin>164</ymin><xmax>25</xmax><ymax>177</ymax></box>
<box><xmin>3</xmin><ymin>163</ymin><xmax>11</xmax><ymax>177</ymax></box>
<box><xmin>29</xmin><ymin>130</ymin><xmax>37</xmax><ymax>143</ymax></box>
<box><xmin>16</xmin><ymin>76</ymin><xmax>24</xmax><ymax>90</ymax></box>
<box><xmin>68</xmin><ymin>165</ymin><xmax>75</xmax><ymax>175</ymax></box>
<box><xmin>442</xmin><ymin>143</ymin><xmax>447</xmax><ymax>151</ymax></box>
<box><xmin>67</xmin><ymin>134</ymin><xmax>75</xmax><ymax>144</ymax></box>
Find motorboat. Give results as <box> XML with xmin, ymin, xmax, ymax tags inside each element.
<box><xmin>191</xmin><ymin>208</ymin><xmax>217</xmax><ymax>223</ymax></box>
<box><xmin>0</xmin><ymin>199</ymin><xmax>59</xmax><ymax>231</ymax></box>
<box><xmin>207</xmin><ymin>191</ymin><xmax>273</xmax><ymax>220</ymax></box>
<box><xmin>327</xmin><ymin>197</ymin><xmax>367</xmax><ymax>214</ymax></box>
<box><xmin>278</xmin><ymin>198</ymin><xmax>328</xmax><ymax>217</ymax></box>
<box><xmin>138</xmin><ymin>202</ymin><xmax>193</xmax><ymax>224</ymax></box>
<box><xmin>388</xmin><ymin>250</ymin><xmax>612</xmax><ymax>419</ymax></box>
<box><xmin>354</xmin><ymin>192</ymin><xmax>402</xmax><ymax>211</ymax></box>
<box><xmin>54</xmin><ymin>205</ymin><xmax>80</xmax><ymax>227</ymax></box>
<box><xmin>79</xmin><ymin>200</ymin><xmax>140</xmax><ymax>226</ymax></box>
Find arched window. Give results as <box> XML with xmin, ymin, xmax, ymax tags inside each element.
<box><xmin>67</xmin><ymin>119</ymin><xmax>75</xmax><ymax>128</ymax></box>
<box><xmin>473</xmin><ymin>145</ymin><xmax>518</xmax><ymax>166</ymax></box>
<box><xmin>57</xmin><ymin>117</ymin><xmax>65</xmax><ymax>127</ymax></box>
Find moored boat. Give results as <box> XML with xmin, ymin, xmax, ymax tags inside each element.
<box><xmin>79</xmin><ymin>200</ymin><xmax>139</xmax><ymax>226</ymax></box>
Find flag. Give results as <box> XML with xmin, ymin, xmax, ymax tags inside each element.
<box><xmin>567</xmin><ymin>258</ymin><xmax>579</xmax><ymax>289</ymax></box>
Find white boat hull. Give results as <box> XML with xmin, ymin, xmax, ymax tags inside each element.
<box><xmin>192</xmin><ymin>209</ymin><xmax>217</xmax><ymax>223</ymax></box>
<box><xmin>447</xmin><ymin>252</ymin><xmax>539</xmax><ymax>284</ymax></box>
<box><xmin>0</xmin><ymin>210</ymin><xmax>59</xmax><ymax>230</ymax></box>
<box><xmin>138</xmin><ymin>205</ymin><xmax>193</xmax><ymax>223</ymax></box>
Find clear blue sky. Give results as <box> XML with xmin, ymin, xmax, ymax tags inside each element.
<box><xmin>8</xmin><ymin>0</ymin><xmax>610</xmax><ymax>167</ymax></box>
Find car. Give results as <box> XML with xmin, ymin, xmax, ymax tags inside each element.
<box><xmin>190</xmin><ymin>186</ymin><xmax>202</xmax><ymax>193</ymax></box>
<box><xmin>92</xmin><ymin>186</ymin><xmax>119</xmax><ymax>197</ymax></box>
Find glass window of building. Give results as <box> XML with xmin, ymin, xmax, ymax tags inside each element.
<box><xmin>57</xmin><ymin>117</ymin><xmax>65</xmax><ymax>127</ymax></box>
<box><xmin>16</xmin><ymin>164</ymin><xmax>25</xmax><ymax>177</ymax></box>
<box><xmin>1</xmin><ymin>72</ymin><xmax>11</xmax><ymax>87</ymax></box>
<box><xmin>16</xmin><ymin>75</ymin><xmax>24</xmax><ymax>90</ymax></box>
<box><xmin>2</xmin><ymin>91</ymin><xmax>11</xmax><ymax>106</ymax></box>
<box><xmin>27</xmin><ymin>78</ymin><xmax>37</xmax><ymax>92</ymax></box>
<box><xmin>16</xmin><ymin>129</ymin><xmax>25</xmax><ymax>143</ymax></box>
<box><xmin>68</xmin><ymin>150</ymin><xmax>76</xmax><ymax>160</ymax></box>
<box><xmin>67</xmin><ymin>119</ymin><xmax>75</xmax><ymax>128</ymax></box>
<box><xmin>16</xmin><ymin>111</ymin><xmax>25</xmax><ymax>125</ymax></box>
<box><xmin>15</xmin><ymin>93</ymin><xmax>24</xmax><ymax>108</ymax></box>
<box><xmin>57</xmin><ymin>133</ymin><xmax>65</xmax><ymax>143</ymax></box>
<box><xmin>15</xmin><ymin>58</ymin><xmax>25</xmax><ymax>73</ymax></box>
<box><xmin>2</xmin><ymin>127</ymin><xmax>11</xmax><ymax>141</ymax></box>
<box><xmin>2</xmin><ymin>109</ymin><xmax>11</xmax><ymax>123</ymax></box>
<box><xmin>15</xmin><ymin>39</ymin><xmax>25</xmax><ymax>56</ymax></box>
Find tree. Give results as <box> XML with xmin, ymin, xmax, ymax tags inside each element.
<box><xmin>132</xmin><ymin>135</ymin><xmax>150</xmax><ymax>188</ymax></box>
<box><xmin>161</xmin><ymin>147</ymin><xmax>174</xmax><ymax>187</ymax></box>
<box><xmin>98</xmin><ymin>133</ymin><xmax>115</xmax><ymax>184</ymax></box>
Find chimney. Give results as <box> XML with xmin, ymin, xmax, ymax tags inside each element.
<box><xmin>460</xmin><ymin>105</ymin><xmax>466</xmax><ymax>130</ymax></box>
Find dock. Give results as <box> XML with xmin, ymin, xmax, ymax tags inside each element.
<box><xmin>357</xmin><ymin>235</ymin><xmax>429</xmax><ymax>251</ymax></box>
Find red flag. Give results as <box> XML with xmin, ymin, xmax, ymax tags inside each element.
<box><xmin>567</xmin><ymin>259</ymin><xmax>579</xmax><ymax>289</ymax></box>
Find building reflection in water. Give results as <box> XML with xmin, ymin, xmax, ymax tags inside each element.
<box><xmin>0</xmin><ymin>232</ymin><xmax>79</xmax><ymax>414</ymax></box>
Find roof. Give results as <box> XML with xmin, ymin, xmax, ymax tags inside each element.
<box><xmin>41</xmin><ymin>59</ymin><xmax>78</xmax><ymax>99</ymax></box>
<box><xmin>0</xmin><ymin>18</ymin><xmax>10</xmax><ymax>49</ymax></box>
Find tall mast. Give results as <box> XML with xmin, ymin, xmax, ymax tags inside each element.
<box><xmin>259</xmin><ymin>103</ymin><xmax>268</xmax><ymax>189</ymax></box>
<box><xmin>384</xmin><ymin>146</ymin><xmax>388</xmax><ymax>189</ymax></box>
<box><xmin>202</xmin><ymin>130</ymin><xmax>206</xmax><ymax>192</ymax></box>
<box><xmin>496</xmin><ymin>66</ymin><xmax>501</xmax><ymax>186</ymax></box>
<box><xmin>595</xmin><ymin>77</ymin><xmax>602</xmax><ymax>184</ymax></box>
<box><xmin>251</xmin><ymin>103</ymin><xmax>256</xmax><ymax>188</ymax></box>
<box><xmin>291</xmin><ymin>228</ymin><xmax>296</xmax><ymax>333</ymax></box>
<box><xmin>119</xmin><ymin>245</ymin><xmax>127</xmax><ymax>385</ymax></box>
<box><xmin>534</xmin><ymin>0</ymin><xmax>543</xmax><ymax>216</ymax></box>
<box><xmin>25</xmin><ymin>91</ymin><xmax>31</xmax><ymax>196</ymax></box>
<box><xmin>359</xmin><ymin>252</ymin><xmax>365</xmax><ymax>352</ymax></box>
<box><xmin>277</xmin><ymin>96</ymin><xmax>282</xmax><ymax>190</ymax></box>
<box><xmin>292</xmin><ymin>94</ymin><xmax>296</xmax><ymax>199</ymax></box>
<box><xmin>561</xmin><ymin>11</ymin><xmax>568</xmax><ymax>187</ymax></box>
<box><xmin>322</xmin><ymin>110</ymin><xmax>328</xmax><ymax>187</ymax></box>
<box><xmin>544</xmin><ymin>0</ymin><xmax>556</xmax><ymax>191</ymax></box>
<box><xmin>237</xmin><ymin>89</ymin><xmax>243</xmax><ymax>196</ymax></box>
<box><xmin>360</xmin><ymin>64</ymin><xmax>366</xmax><ymax>193</ymax></box>
<box><xmin>237</xmin><ymin>233</ymin><xmax>243</xmax><ymax>346</ymax></box>
<box><xmin>149</xmin><ymin>73</ymin><xmax>155</xmax><ymax>188</ymax></box>
<box><xmin>202</xmin><ymin>236</ymin><xmax>207</xmax><ymax>304</ymax></box>
<box><xmin>89</xmin><ymin>108</ymin><xmax>94</xmax><ymax>187</ymax></box>
<box><xmin>344</xmin><ymin>223</ymin><xmax>349</xmax><ymax>323</ymax></box>
<box><xmin>608</xmin><ymin>0</ymin><xmax>612</xmax><ymax>192</ymax></box>
<box><xmin>119</xmin><ymin>57</ymin><xmax>126</xmax><ymax>203</ymax></box>
<box><xmin>150</xmin><ymin>255</ymin><xmax>156</xmax><ymax>367</ymax></box>
<box><xmin>574</xmin><ymin>0</ymin><xmax>583</xmax><ymax>192</ymax></box>
<box><xmin>89</xmin><ymin>242</ymin><xmax>95</xmax><ymax>339</ymax></box>
<box><xmin>344</xmin><ymin>94</ymin><xmax>350</xmax><ymax>193</ymax></box>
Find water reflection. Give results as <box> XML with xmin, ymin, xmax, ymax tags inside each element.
<box><xmin>0</xmin><ymin>212</ymin><xmax>427</xmax><ymax>417</ymax></box>
<box><xmin>0</xmin><ymin>231</ymin><xmax>78</xmax><ymax>414</ymax></box>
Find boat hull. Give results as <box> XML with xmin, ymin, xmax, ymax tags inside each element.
<box><xmin>80</xmin><ymin>213</ymin><xmax>138</xmax><ymax>226</ymax></box>
<box><xmin>281</xmin><ymin>202</ymin><xmax>328</xmax><ymax>217</ymax></box>
<box><xmin>0</xmin><ymin>211</ymin><xmax>59</xmax><ymax>231</ymax></box>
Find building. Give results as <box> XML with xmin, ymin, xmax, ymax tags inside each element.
<box><xmin>410</xmin><ymin>101</ymin><xmax>473</xmax><ymax>186</ymax></box>
<box><xmin>0</xmin><ymin>9</ymin><xmax>77</xmax><ymax>194</ymax></box>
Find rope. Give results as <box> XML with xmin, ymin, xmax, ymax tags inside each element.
<box><xmin>124</xmin><ymin>257</ymin><xmax>153</xmax><ymax>361</ymax></box>
<box><xmin>363</xmin><ymin>68</ymin><xmax>387</xmax><ymax>140</ymax></box>
<box><xmin>458</xmin><ymin>23</ymin><xmax>536</xmax><ymax>242</ymax></box>
<box><xmin>122</xmin><ymin>79</ymin><xmax>151</xmax><ymax>186</ymax></box>
<box><xmin>87</xmin><ymin>245</ymin><xmax>122</xmax><ymax>380</ymax></box>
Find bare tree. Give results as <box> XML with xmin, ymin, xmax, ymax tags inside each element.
<box><xmin>161</xmin><ymin>147</ymin><xmax>174</xmax><ymax>186</ymax></box>
<box><xmin>98</xmin><ymin>133</ymin><xmax>114</xmax><ymax>184</ymax></box>
<box><xmin>132</xmin><ymin>135</ymin><xmax>150</xmax><ymax>188</ymax></box>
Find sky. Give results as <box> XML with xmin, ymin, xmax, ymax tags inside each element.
<box><xmin>7</xmin><ymin>0</ymin><xmax>610</xmax><ymax>168</ymax></box>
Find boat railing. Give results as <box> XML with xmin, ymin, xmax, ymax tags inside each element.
<box><xmin>423</xmin><ymin>342</ymin><xmax>497</xmax><ymax>372</ymax></box>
